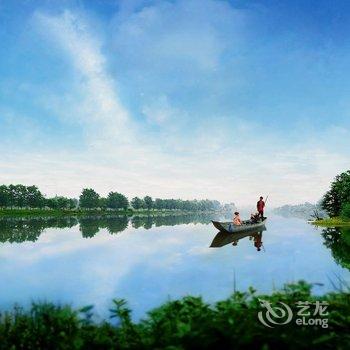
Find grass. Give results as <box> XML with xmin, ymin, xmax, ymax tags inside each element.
<box><xmin>1</xmin><ymin>281</ymin><xmax>350</xmax><ymax>349</ymax></box>
<box><xmin>312</xmin><ymin>217</ymin><xmax>350</xmax><ymax>227</ymax></box>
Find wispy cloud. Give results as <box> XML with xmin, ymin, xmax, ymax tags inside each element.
<box><xmin>35</xmin><ymin>10</ymin><xmax>132</xmax><ymax>146</ymax></box>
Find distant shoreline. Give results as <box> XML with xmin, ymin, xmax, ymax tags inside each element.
<box><xmin>0</xmin><ymin>208</ymin><xmax>223</xmax><ymax>218</ymax></box>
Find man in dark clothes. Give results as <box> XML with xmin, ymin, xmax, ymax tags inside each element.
<box><xmin>257</xmin><ymin>196</ymin><xmax>265</xmax><ymax>219</ymax></box>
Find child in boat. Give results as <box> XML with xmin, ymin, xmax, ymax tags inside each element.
<box><xmin>233</xmin><ymin>212</ymin><xmax>242</xmax><ymax>225</ymax></box>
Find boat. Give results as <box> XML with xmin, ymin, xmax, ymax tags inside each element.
<box><xmin>211</xmin><ymin>218</ymin><xmax>267</xmax><ymax>234</ymax></box>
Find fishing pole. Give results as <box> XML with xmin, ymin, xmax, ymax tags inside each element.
<box><xmin>265</xmin><ymin>195</ymin><xmax>269</xmax><ymax>205</ymax></box>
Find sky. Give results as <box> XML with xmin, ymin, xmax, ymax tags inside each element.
<box><xmin>0</xmin><ymin>0</ymin><xmax>349</xmax><ymax>207</ymax></box>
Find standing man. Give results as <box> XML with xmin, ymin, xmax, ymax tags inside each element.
<box><xmin>257</xmin><ymin>196</ymin><xmax>265</xmax><ymax>219</ymax></box>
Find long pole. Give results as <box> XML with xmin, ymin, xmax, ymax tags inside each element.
<box><xmin>265</xmin><ymin>195</ymin><xmax>269</xmax><ymax>205</ymax></box>
<box><xmin>264</xmin><ymin>195</ymin><xmax>269</xmax><ymax>219</ymax></box>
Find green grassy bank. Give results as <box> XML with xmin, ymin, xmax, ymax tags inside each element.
<box><xmin>0</xmin><ymin>281</ymin><xmax>349</xmax><ymax>349</ymax></box>
<box><xmin>312</xmin><ymin>217</ymin><xmax>350</xmax><ymax>227</ymax></box>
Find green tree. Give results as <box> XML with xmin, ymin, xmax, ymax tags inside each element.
<box><xmin>46</xmin><ymin>196</ymin><xmax>74</xmax><ymax>210</ymax></box>
<box><xmin>99</xmin><ymin>197</ymin><xmax>108</xmax><ymax>210</ymax></box>
<box><xmin>107</xmin><ymin>192</ymin><xmax>129</xmax><ymax>210</ymax></box>
<box><xmin>56</xmin><ymin>197</ymin><xmax>70</xmax><ymax>209</ymax></box>
<box><xmin>46</xmin><ymin>197</ymin><xmax>57</xmax><ymax>210</ymax></box>
<box><xmin>68</xmin><ymin>198</ymin><xmax>78</xmax><ymax>209</ymax></box>
<box><xmin>26</xmin><ymin>185</ymin><xmax>45</xmax><ymax>208</ymax></box>
<box><xmin>7</xmin><ymin>184</ymin><xmax>28</xmax><ymax>208</ymax></box>
<box><xmin>17</xmin><ymin>185</ymin><xmax>28</xmax><ymax>208</ymax></box>
<box><xmin>154</xmin><ymin>198</ymin><xmax>164</xmax><ymax>210</ymax></box>
<box><xmin>79</xmin><ymin>188</ymin><xmax>100</xmax><ymax>209</ymax></box>
<box><xmin>341</xmin><ymin>203</ymin><xmax>350</xmax><ymax>220</ymax></box>
<box><xmin>143</xmin><ymin>196</ymin><xmax>153</xmax><ymax>210</ymax></box>
<box><xmin>131</xmin><ymin>197</ymin><xmax>143</xmax><ymax>210</ymax></box>
<box><xmin>0</xmin><ymin>185</ymin><xmax>9</xmax><ymax>208</ymax></box>
<box><xmin>321</xmin><ymin>170</ymin><xmax>350</xmax><ymax>217</ymax></box>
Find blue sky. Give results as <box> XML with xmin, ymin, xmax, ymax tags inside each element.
<box><xmin>0</xmin><ymin>0</ymin><xmax>349</xmax><ymax>207</ymax></box>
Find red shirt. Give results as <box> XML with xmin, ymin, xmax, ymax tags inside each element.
<box><xmin>257</xmin><ymin>200</ymin><xmax>265</xmax><ymax>211</ymax></box>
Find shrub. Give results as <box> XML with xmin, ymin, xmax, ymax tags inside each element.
<box><xmin>1</xmin><ymin>282</ymin><xmax>350</xmax><ymax>349</ymax></box>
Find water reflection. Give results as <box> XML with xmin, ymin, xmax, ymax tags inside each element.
<box><xmin>210</xmin><ymin>227</ymin><xmax>266</xmax><ymax>251</ymax></box>
<box><xmin>79</xmin><ymin>216</ymin><xmax>129</xmax><ymax>238</ymax></box>
<box><xmin>0</xmin><ymin>217</ymin><xmax>78</xmax><ymax>243</ymax></box>
<box><xmin>1</xmin><ymin>215</ymin><xmax>350</xmax><ymax>320</ymax></box>
<box><xmin>0</xmin><ymin>213</ymin><xmax>218</xmax><ymax>244</ymax></box>
<box><xmin>322</xmin><ymin>227</ymin><xmax>350</xmax><ymax>271</ymax></box>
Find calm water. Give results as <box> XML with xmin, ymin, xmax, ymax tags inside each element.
<box><xmin>0</xmin><ymin>214</ymin><xmax>349</xmax><ymax>320</ymax></box>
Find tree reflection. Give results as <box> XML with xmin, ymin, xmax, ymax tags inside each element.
<box><xmin>0</xmin><ymin>217</ymin><xmax>78</xmax><ymax>243</ymax></box>
<box><xmin>131</xmin><ymin>213</ymin><xmax>213</xmax><ymax>230</ymax></box>
<box><xmin>78</xmin><ymin>217</ymin><xmax>101</xmax><ymax>238</ymax></box>
<box><xmin>322</xmin><ymin>227</ymin><xmax>350</xmax><ymax>270</ymax></box>
<box><xmin>105</xmin><ymin>217</ymin><xmax>128</xmax><ymax>234</ymax></box>
<box><xmin>0</xmin><ymin>213</ymin><xmax>215</xmax><ymax>243</ymax></box>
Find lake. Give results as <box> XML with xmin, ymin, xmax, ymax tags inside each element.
<box><xmin>0</xmin><ymin>214</ymin><xmax>349</xmax><ymax>321</ymax></box>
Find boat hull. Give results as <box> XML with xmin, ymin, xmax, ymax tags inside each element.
<box><xmin>211</xmin><ymin>219</ymin><xmax>267</xmax><ymax>233</ymax></box>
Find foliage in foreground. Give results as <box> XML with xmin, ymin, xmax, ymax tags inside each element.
<box><xmin>0</xmin><ymin>281</ymin><xmax>350</xmax><ymax>350</ymax></box>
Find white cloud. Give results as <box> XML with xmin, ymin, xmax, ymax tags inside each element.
<box><xmin>111</xmin><ymin>0</ymin><xmax>244</xmax><ymax>71</ymax></box>
<box><xmin>141</xmin><ymin>95</ymin><xmax>184</xmax><ymax>125</ymax></box>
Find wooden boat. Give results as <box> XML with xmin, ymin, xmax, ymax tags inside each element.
<box><xmin>211</xmin><ymin>218</ymin><xmax>267</xmax><ymax>234</ymax></box>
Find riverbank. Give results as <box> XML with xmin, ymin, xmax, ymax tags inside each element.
<box><xmin>0</xmin><ymin>208</ymin><xmax>221</xmax><ymax>218</ymax></box>
<box><xmin>312</xmin><ymin>217</ymin><xmax>350</xmax><ymax>227</ymax></box>
<box><xmin>1</xmin><ymin>281</ymin><xmax>349</xmax><ymax>349</ymax></box>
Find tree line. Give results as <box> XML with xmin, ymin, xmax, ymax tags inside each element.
<box><xmin>0</xmin><ymin>184</ymin><xmax>224</xmax><ymax>212</ymax></box>
<box><xmin>78</xmin><ymin>188</ymin><xmax>222</xmax><ymax>211</ymax></box>
<box><xmin>0</xmin><ymin>184</ymin><xmax>77</xmax><ymax>210</ymax></box>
